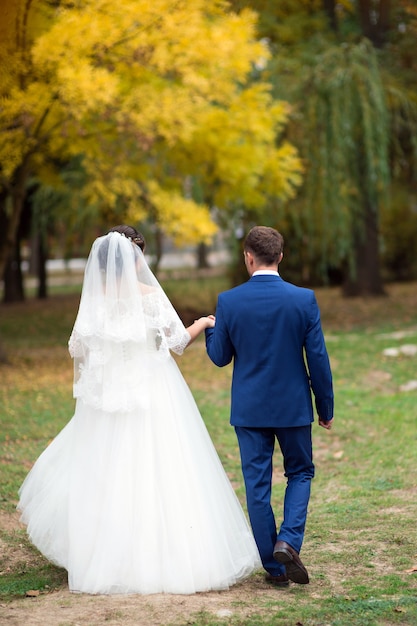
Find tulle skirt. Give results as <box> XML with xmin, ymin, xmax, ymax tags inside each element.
<box><xmin>17</xmin><ymin>355</ymin><xmax>261</xmax><ymax>595</ymax></box>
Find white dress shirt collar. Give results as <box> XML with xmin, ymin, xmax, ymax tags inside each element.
<box><xmin>252</xmin><ymin>270</ymin><xmax>280</xmax><ymax>277</ymax></box>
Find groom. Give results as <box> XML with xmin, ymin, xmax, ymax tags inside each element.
<box><xmin>205</xmin><ymin>226</ymin><xmax>334</xmax><ymax>586</ymax></box>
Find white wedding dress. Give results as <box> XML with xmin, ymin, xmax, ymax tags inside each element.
<box><xmin>17</xmin><ymin>233</ymin><xmax>260</xmax><ymax>595</ymax></box>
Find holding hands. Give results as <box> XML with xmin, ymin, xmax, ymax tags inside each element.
<box><xmin>186</xmin><ymin>315</ymin><xmax>215</xmax><ymax>346</ymax></box>
<box><xmin>194</xmin><ymin>315</ymin><xmax>215</xmax><ymax>328</ymax></box>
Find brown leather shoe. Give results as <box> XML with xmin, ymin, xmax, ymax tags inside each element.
<box><xmin>265</xmin><ymin>573</ymin><xmax>289</xmax><ymax>587</ymax></box>
<box><xmin>273</xmin><ymin>540</ymin><xmax>309</xmax><ymax>584</ymax></box>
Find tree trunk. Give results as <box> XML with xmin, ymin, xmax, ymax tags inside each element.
<box><xmin>229</xmin><ymin>234</ymin><xmax>247</xmax><ymax>287</ymax></box>
<box><xmin>152</xmin><ymin>228</ymin><xmax>164</xmax><ymax>273</ymax></box>
<box><xmin>30</xmin><ymin>231</ymin><xmax>48</xmax><ymax>299</ymax></box>
<box><xmin>0</xmin><ymin>163</ymin><xmax>30</xmax><ymax>283</ymax></box>
<box><xmin>3</xmin><ymin>240</ymin><xmax>25</xmax><ymax>303</ymax></box>
<box><xmin>37</xmin><ymin>233</ymin><xmax>48</xmax><ymax>299</ymax></box>
<box><xmin>322</xmin><ymin>0</ymin><xmax>338</xmax><ymax>32</ymax></box>
<box><xmin>343</xmin><ymin>202</ymin><xmax>386</xmax><ymax>296</ymax></box>
<box><xmin>358</xmin><ymin>0</ymin><xmax>391</xmax><ymax>48</ymax></box>
<box><xmin>196</xmin><ymin>242</ymin><xmax>210</xmax><ymax>269</ymax></box>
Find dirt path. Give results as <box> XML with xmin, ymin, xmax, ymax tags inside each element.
<box><xmin>0</xmin><ymin>511</ymin><xmax>309</xmax><ymax>626</ymax></box>
<box><xmin>1</xmin><ymin>580</ymin><xmax>274</xmax><ymax>626</ymax></box>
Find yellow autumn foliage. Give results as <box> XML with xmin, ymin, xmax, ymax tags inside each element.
<box><xmin>128</xmin><ymin>182</ymin><xmax>217</xmax><ymax>246</ymax></box>
<box><xmin>0</xmin><ymin>0</ymin><xmax>302</xmax><ymax>252</ymax></box>
<box><xmin>176</xmin><ymin>85</ymin><xmax>303</xmax><ymax>209</ymax></box>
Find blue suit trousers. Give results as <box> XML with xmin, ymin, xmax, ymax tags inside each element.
<box><xmin>235</xmin><ymin>425</ymin><xmax>315</xmax><ymax>576</ymax></box>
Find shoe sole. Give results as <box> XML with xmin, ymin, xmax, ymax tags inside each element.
<box><xmin>273</xmin><ymin>548</ymin><xmax>309</xmax><ymax>585</ymax></box>
<box><xmin>265</xmin><ymin>577</ymin><xmax>289</xmax><ymax>588</ymax></box>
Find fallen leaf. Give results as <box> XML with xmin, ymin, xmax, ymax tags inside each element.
<box><xmin>25</xmin><ymin>590</ymin><xmax>40</xmax><ymax>597</ymax></box>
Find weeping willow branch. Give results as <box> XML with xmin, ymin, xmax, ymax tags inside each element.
<box><xmin>300</xmin><ymin>39</ymin><xmax>389</xmax><ymax>287</ymax></box>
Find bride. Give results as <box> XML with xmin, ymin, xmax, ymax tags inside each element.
<box><xmin>17</xmin><ymin>225</ymin><xmax>260</xmax><ymax>595</ymax></box>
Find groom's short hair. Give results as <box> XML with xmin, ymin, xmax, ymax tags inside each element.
<box><xmin>244</xmin><ymin>226</ymin><xmax>284</xmax><ymax>266</ymax></box>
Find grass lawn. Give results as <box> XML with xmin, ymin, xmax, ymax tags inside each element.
<box><xmin>1</xmin><ymin>276</ymin><xmax>417</xmax><ymax>625</ymax></box>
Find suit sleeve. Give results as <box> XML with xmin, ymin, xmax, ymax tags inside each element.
<box><xmin>205</xmin><ymin>296</ymin><xmax>235</xmax><ymax>367</ymax></box>
<box><xmin>304</xmin><ymin>294</ymin><xmax>334</xmax><ymax>421</ymax></box>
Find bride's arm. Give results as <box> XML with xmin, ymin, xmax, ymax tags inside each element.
<box><xmin>185</xmin><ymin>315</ymin><xmax>215</xmax><ymax>347</ymax></box>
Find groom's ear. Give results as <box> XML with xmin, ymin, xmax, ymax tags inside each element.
<box><xmin>244</xmin><ymin>250</ymin><xmax>256</xmax><ymax>275</ymax></box>
<box><xmin>244</xmin><ymin>250</ymin><xmax>253</xmax><ymax>264</ymax></box>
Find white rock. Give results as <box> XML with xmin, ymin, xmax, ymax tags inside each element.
<box><xmin>216</xmin><ymin>609</ymin><xmax>234</xmax><ymax>618</ymax></box>
<box><xmin>399</xmin><ymin>344</ymin><xmax>417</xmax><ymax>356</ymax></box>
<box><xmin>399</xmin><ymin>380</ymin><xmax>417</xmax><ymax>392</ymax></box>
<box><xmin>383</xmin><ymin>348</ymin><xmax>400</xmax><ymax>357</ymax></box>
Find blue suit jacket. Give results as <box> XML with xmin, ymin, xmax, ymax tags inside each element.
<box><xmin>205</xmin><ymin>275</ymin><xmax>334</xmax><ymax>428</ymax></box>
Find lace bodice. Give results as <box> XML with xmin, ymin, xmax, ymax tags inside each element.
<box><xmin>142</xmin><ymin>291</ymin><xmax>190</xmax><ymax>356</ymax></box>
<box><xmin>68</xmin><ymin>291</ymin><xmax>190</xmax><ymax>413</ymax></box>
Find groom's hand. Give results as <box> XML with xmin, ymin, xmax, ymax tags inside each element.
<box><xmin>319</xmin><ymin>418</ymin><xmax>333</xmax><ymax>430</ymax></box>
<box><xmin>195</xmin><ymin>316</ymin><xmax>215</xmax><ymax>328</ymax></box>
<box><xmin>205</xmin><ymin>315</ymin><xmax>215</xmax><ymax>328</ymax></box>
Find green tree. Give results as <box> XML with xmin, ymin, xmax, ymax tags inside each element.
<box><xmin>230</xmin><ymin>0</ymin><xmax>417</xmax><ymax>294</ymax></box>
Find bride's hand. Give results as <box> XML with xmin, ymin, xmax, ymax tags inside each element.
<box><xmin>196</xmin><ymin>315</ymin><xmax>215</xmax><ymax>329</ymax></box>
<box><xmin>186</xmin><ymin>316</ymin><xmax>215</xmax><ymax>347</ymax></box>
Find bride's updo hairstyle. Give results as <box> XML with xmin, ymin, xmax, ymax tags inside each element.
<box><xmin>96</xmin><ymin>225</ymin><xmax>146</xmax><ymax>278</ymax></box>
<box><xmin>107</xmin><ymin>225</ymin><xmax>146</xmax><ymax>251</ymax></box>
